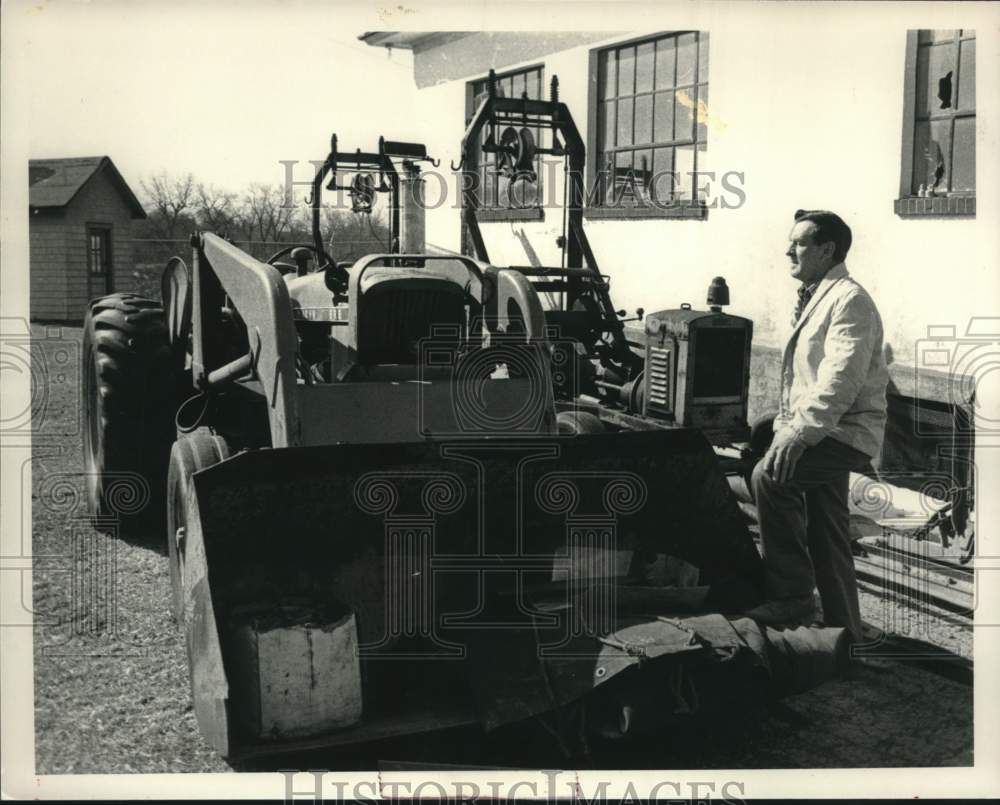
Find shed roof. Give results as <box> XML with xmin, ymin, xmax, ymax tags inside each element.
<box><xmin>29</xmin><ymin>156</ymin><xmax>146</xmax><ymax>219</ymax></box>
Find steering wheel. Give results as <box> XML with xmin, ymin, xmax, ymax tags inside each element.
<box><xmin>266</xmin><ymin>244</ymin><xmax>350</xmax><ymax>294</ymax></box>
<box><xmin>265</xmin><ymin>244</ymin><xmax>319</xmax><ymax>268</ymax></box>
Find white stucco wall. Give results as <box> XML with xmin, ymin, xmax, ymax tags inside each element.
<box><xmin>402</xmin><ymin>10</ymin><xmax>999</xmax><ymax>375</ymax></box>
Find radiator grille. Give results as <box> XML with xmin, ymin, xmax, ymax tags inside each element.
<box><xmin>644</xmin><ymin>345</ymin><xmax>672</xmax><ymax>417</ymax></box>
<box><xmin>359</xmin><ymin>287</ymin><xmax>466</xmax><ymax>365</ymax></box>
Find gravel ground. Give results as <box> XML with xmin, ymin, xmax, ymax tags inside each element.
<box><xmin>30</xmin><ymin>323</ymin><xmax>229</xmax><ymax>774</ymax></box>
<box><xmin>30</xmin><ymin>323</ymin><xmax>973</xmax><ymax>774</ymax></box>
<box><xmin>858</xmin><ymin>584</ymin><xmax>972</xmax><ymax>660</ymax></box>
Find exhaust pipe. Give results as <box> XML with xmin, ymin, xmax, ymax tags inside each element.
<box><xmin>400</xmin><ymin>161</ymin><xmax>426</xmax><ymax>253</ymax></box>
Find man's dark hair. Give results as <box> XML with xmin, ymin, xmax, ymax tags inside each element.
<box><xmin>793</xmin><ymin>209</ymin><xmax>853</xmax><ymax>263</ymax></box>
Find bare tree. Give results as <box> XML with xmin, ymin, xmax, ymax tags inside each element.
<box><xmin>139</xmin><ymin>172</ymin><xmax>196</xmax><ymax>240</ymax></box>
<box><xmin>238</xmin><ymin>183</ymin><xmax>301</xmax><ymax>255</ymax></box>
<box><xmin>194</xmin><ymin>183</ymin><xmax>238</xmax><ymax>234</ymax></box>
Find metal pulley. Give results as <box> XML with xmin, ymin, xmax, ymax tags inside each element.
<box><xmin>497</xmin><ymin>126</ymin><xmax>537</xmax><ymax>179</ymax></box>
<box><xmin>349</xmin><ymin>172</ymin><xmax>376</xmax><ymax>213</ymax></box>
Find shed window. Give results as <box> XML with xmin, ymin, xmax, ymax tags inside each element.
<box><xmin>587</xmin><ymin>32</ymin><xmax>710</xmax><ymax>218</ymax></box>
<box><xmin>88</xmin><ymin>228</ymin><xmax>111</xmax><ymax>276</ymax></box>
<box><xmin>896</xmin><ymin>30</ymin><xmax>976</xmax><ymax>217</ymax></box>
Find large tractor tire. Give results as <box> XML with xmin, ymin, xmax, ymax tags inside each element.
<box><xmin>82</xmin><ymin>293</ymin><xmax>178</xmax><ymax>535</ymax></box>
<box><xmin>166</xmin><ymin>429</ymin><xmax>231</xmax><ymax>625</ymax></box>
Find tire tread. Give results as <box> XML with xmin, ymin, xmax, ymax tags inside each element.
<box><xmin>83</xmin><ymin>292</ymin><xmax>178</xmax><ymax>531</ymax></box>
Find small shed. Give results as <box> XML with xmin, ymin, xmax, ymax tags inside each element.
<box><xmin>29</xmin><ymin>156</ymin><xmax>147</xmax><ymax>321</ymax></box>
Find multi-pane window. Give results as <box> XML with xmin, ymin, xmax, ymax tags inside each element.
<box><xmin>911</xmin><ymin>30</ymin><xmax>976</xmax><ymax>196</ymax></box>
<box><xmin>88</xmin><ymin>227</ymin><xmax>110</xmax><ymax>276</ymax></box>
<box><xmin>595</xmin><ymin>32</ymin><xmax>709</xmax><ymax>206</ymax></box>
<box><xmin>466</xmin><ymin>65</ymin><xmax>545</xmax><ymax>210</ymax></box>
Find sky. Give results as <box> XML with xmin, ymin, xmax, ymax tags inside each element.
<box><xmin>19</xmin><ymin>1</ymin><xmax>420</xmax><ymax>198</ymax></box>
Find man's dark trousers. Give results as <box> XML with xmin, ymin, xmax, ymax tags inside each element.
<box><xmin>751</xmin><ymin>436</ymin><xmax>872</xmax><ymax>641</ymax></box>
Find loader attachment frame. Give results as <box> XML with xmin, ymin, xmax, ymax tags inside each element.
<box><xmin>459</xmin><ymin>75</ymin><xmax>637</xmax><ymax>371</ymax></box>
<box><xmin>308</xmin><ymin>135</ymin><xmax>438</xmax><ymax>284</ymax></box>
<box><xmin>191</xmin><ymin>232</ymin><xmax>301</xmax><ymax>447</ymax></box>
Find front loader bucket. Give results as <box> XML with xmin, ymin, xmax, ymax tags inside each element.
<box><xmin>178</xmin><ymin>428</ymin><xmax>762</xmax><ymax>759</ymax></box>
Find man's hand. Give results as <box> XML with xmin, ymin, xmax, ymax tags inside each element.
<box><xmin>762</xmin><ymin>429</ymin><xmax>807</xmax><ymax>484</ymax></box>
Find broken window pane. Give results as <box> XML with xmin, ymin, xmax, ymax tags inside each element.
<box><xmin>913</xmin><ymin>119</ymin><xmax>952</xmax><ymax>193</ymax></box>
<box><xmin>928</xmin><ymin>119</ymin><xmax>952</xmax><ymax>192</ymax></box>
<box><xmin>917</xmin><ymin>44</ymin><xmax>957</xmax><ymax>115</ymax></box>
<box><xmin>904</xmin><ymin>30</ymin><xmax>976</xmax><ymax>200</ymax></box>
<box><xmin>958</xmin><ymin>38</ymin><xmax>976</xmax><ymax>111</ymax></box>
<box><xmin>636</xmin><ymin>41</ymin><xmax>655</xmax><ymax>94</ymax></box>
<box><xmin>634</xmin><ymin>94</ymin><xmax>653</xmax><ymax>144</ymax></box>
<box><xmin>952</xmin><ymin>117</ymin><xmax>976</xmax><ymax>191</ymax></box>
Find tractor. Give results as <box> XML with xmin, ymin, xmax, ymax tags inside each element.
<box><xmin>80</xmin><ymin>80</ymin><xmax>847</xmax><ymax>764</ymax></box>
<box><xmin>457</xmin><ymin>72</ymin><xmax>755</xmax><ymax>456</ymax></box>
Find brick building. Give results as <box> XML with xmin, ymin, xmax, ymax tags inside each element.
<box><xmin>28</xmin><ymin>156</ymin><xmax>146</xmax><ymax>321</ymax></box>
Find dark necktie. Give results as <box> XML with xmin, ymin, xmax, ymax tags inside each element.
<box><xmin>792</xmin><ymin>283</ymin><xmax>816</xmax><ymax>326</ymax></box>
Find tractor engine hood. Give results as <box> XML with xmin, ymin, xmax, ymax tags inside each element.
<box><xmin>285</xmin><ymin>258</ymin><xmax>487</xmax><ymax>322</ymax></box>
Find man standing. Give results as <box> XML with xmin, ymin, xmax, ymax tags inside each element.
<box><xmin>746</xmin><ymin>210</ymin><xmax>888</xmax><ymax>643</ymax></box>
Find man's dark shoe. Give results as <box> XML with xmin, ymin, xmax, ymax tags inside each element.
<box><xmin>743</xmin><ymin>594</ymin><xmax>818</xmax><ymax>627</ymax></box>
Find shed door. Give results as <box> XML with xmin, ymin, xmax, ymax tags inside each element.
<box><xmin>87</xmin><ymin>225</ymin><xmax>113</xmax><ymax>298</ymax></box>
